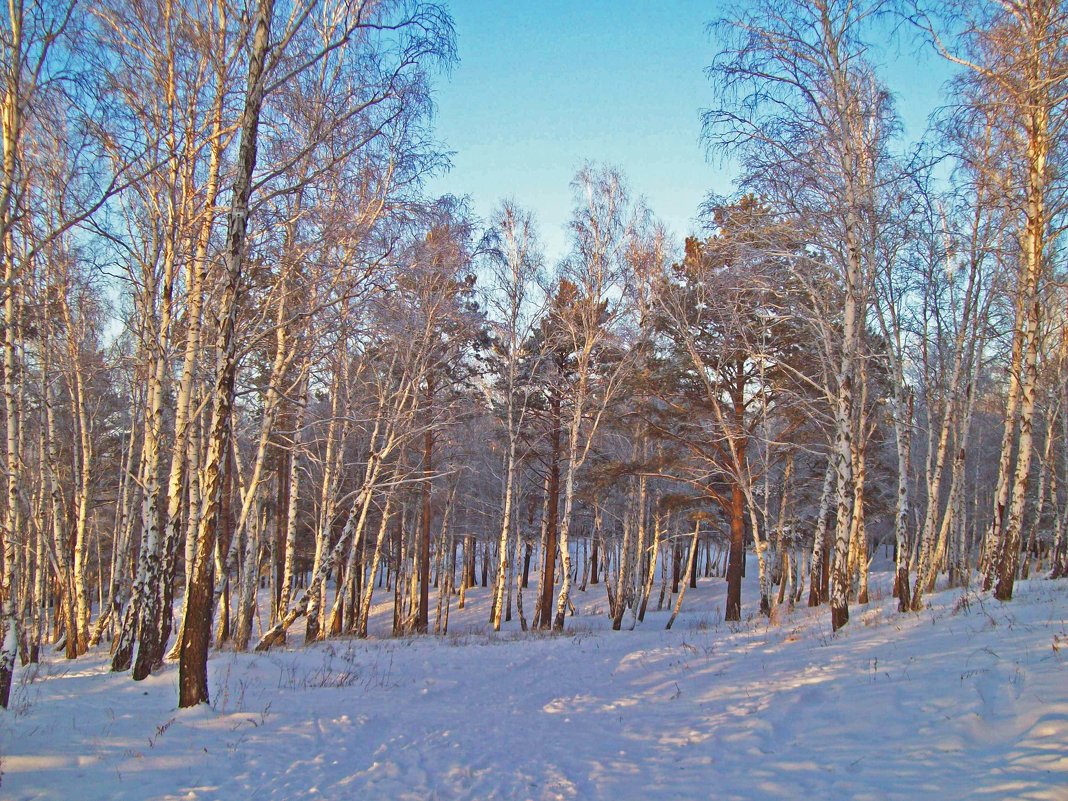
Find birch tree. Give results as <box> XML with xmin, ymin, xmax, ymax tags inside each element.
<box><xmin>173</xmin><ymin>0</ymin><xmax>453</xmax><ymax>706</ymax></box>
<box><xmin>912</xmin><ymin>0</ymin><xmax>1068</xmax><ymax>601</ymax></box>
<box><xmin>485</xmin><ymin>201</ymin><xmax>544</xmax><ymax>631</ymax></box>
<box><xmin>0</xmin><ymin>0</ymin><xmax>127</xmax><ymax>704</ymax></box>
<box><xmin>551</xmin><ymin>165</ymin><xmax>635</xmax><ymax>632</ymax></box>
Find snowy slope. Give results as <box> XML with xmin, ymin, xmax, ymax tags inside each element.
<box><xmin>3</xmin><ymin>572</ymin><xmax>1068</xmax><ymax>801</ymax></box>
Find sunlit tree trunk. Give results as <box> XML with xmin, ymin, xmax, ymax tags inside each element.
<box><xmin>995</xmin><ymin>94</ymin><xmax>1050</xmax><ymax>600</ymax></box>
<box><xmin>808</xmin><ymin>459</ymin><xmax>834</xmax><ymax>607</ymax></box>
<box><xmin>637</xmin><ymin>508</ymin><xmax>662</xmax><ymax>623</ymax></box>
<box><xmin>277</xmin><ymin>374</ymin><xmax>309</xmax><ymax>622</ymax></box>
<box><xmin>178</xmin><ymin>0</ymin><xmax>274</xmax><ymax>707</ymax></box>
<box><xmin>665</xmin><ymin>518</ymin><xmax>701</xmax><ymax>630</ymax></box>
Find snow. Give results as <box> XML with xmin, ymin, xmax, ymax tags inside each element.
<box><xmin>4</xmin><ymin>569</ymin><xmax>1068</xmax><ymax>800</ymax></box>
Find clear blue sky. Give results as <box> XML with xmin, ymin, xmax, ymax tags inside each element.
<box><xmin>426</xmin><ymin>1</ymin><xmax>955</xmax><ymax>264</ymax></box>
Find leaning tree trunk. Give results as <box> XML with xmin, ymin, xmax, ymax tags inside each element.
<box><xmin>665</xmin><ymin>519</ymin><xmax>701</xmax><ymax>630</ymax></box>
<box><xmin>358</xmin><ymin>494</ymin><xmax>396</xmax><ymax>638</ymax></box>
<box><xmin>637</xmin><ymin>509</ymin><xmax>663</xmax><ymax>623</ymax></box>
<box><xmin>258</xmin><ymin>431</ymin><xmax>393</xmax><ymax>650</ymax></box>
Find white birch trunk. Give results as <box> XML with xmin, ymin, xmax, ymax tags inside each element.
<box><xmin>808</xmin><ymin>459</ymin><xmax>834</xmax><ymax>607</ymax></box>
<box><xmin>666</xmin><ymin>519</ymin><xmax>701</xmax><ymax>630</ymax></box>
<box><xmin>491</xmin><ymin>438</ymin><xmax>516</xmax><ymax>631</ymax></box>
<box><xmin>637</xmin><ymin>508</ymin><xmax>662</xmax><ymax>623</ymax></box>
<box><xmin>277</xmin><ymin>376</ymin><xmax>309</xmax><ymax>620</ymax></box>
<box><xmin>552</xmin><ymin>373</ymin><xmax>588</xmax><ymax>631</ymax></box>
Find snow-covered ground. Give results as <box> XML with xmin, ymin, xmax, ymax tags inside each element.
<box><xmin>4</xmin><ymin>568</ymin><xmax>1068</xmax><ymax>800</ymax></box>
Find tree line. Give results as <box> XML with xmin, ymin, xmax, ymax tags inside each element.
<box><xmin>0</xmin><ymin>0</ymin><xmax>1065</xmax><ymax>709</ymax></box>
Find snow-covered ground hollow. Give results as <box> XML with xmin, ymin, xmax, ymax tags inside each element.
<box><xmin>4</xmin><ymin>573</ymin><xmax>1068</xmax><ymax>800</ymax></box>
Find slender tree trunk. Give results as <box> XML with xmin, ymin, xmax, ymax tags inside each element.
<box><xmin>232</xmin><ymin>500</ymin><xmax>263</xmax><ymax>651</ymax></box>
<box><xmin>851</xmin><ymin>400</ymin><xmax>870</xmax><ymax>606</ymax></box>
<box><xmin>611</xmin><ymin>512</ymin><xmax>632</xmax><ymax>630</ymax></box>
<box><xmin>259</xmin><ymin>437</ymin><xmax>391</xmax><ymax>649</ymax></box>
<box><xmin>276</xmin><ymin>377</ymin><xmax>307</xmax><ymax>631</ymax></box>
<box><xmin>491</xmin><ymin>438</ymin><xmax>517</xmax><ymax>630</ymax></box>
<box><xmin>41</xmin><ymin>352</ymin><xmax>77</xmax><ymax>660</ymax></box>
<box><xmin>666</xmin><ymin>519</ymin><xmax>701</xmax><ymax>630</ymax></box>
<box><xmin>894</xmin><ymin>393</ymin><xmax>912</xmax><ymax>610</ymax></box>
<box><xmin>357</xmin><ymin>493</ymin><xmax>395</xmax><ymax>638</ymax></box>
<box><xmin>305</xmin><ymin>378</ymin><xmax>345</xmax><ymax>642</ymax></box>
<box><xmin>60</xmin><ymin>309</ymin><xmax>94</xmax><ymax>655</ymax></box>
<box><xmin>416</xmin><ymin>380</ymin><xmax>433</xmax><ymax>633</ymax></box>
<box><xmin>774</xmin><ymin>458</ymin><xmax>794</xmax><ymax>610</ymax></box>
<box><xmin>91</xmin><ymin>397</ymin><xmax>140</xmax><ymax>648</ymax></box>
<box><xmin>637</xmin><ymin>509</ymin><xmax>662</xmax><ymax>622</ymax></box>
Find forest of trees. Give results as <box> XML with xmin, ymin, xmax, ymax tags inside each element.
<box><xmin>0</xmin><ymin>0</ymin><xmax>1066</xmax><ymax>710</ymax></box>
